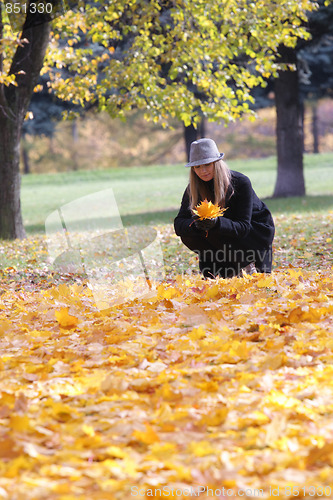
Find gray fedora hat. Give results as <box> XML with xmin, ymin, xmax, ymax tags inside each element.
<box><xmin>185</xmin><ymin>138</ymin><xmax>224</xmax><ymax>168</ymax></box>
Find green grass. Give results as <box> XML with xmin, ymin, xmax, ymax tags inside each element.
<box><xmin>0</xmin><ymin>152</ymin><xmax>329</xmax><ymax>275</ymax></box>
<box><xmin>21</xmin><ymin>152</ymin><xmax>333</xmax><ymax>233</ymax></box>
<box><xmin>21</xmin><ymin>164</ymin><xmax>188</xmax><ymax>233</ymax></box>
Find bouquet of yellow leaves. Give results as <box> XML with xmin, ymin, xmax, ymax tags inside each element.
<box><xmin>191</xmin><ymin>199</ymin><xmax>227</xmax><ymax>236</ymax></box>
<box><xmin>192</xmin><ymin>199</ymin><xmax>227</xmax><ymax>220</ymax></box>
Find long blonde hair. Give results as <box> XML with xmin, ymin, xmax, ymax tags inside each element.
<box><xmin>188</xmin><ymin>159</ymin><xmax>233</xmax><ymax>211</ymax></box>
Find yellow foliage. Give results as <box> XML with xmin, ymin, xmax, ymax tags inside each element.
<box><xmin>55</xmin><ymin>307</ymin><xmax>79</xmax><ymax>329</ymax></box>
<box><xmin>148</xmin><ymin>442</ymin><xmax>177</xmax><ymax>458</ymax></box>
<box><xmin>192</xmin><ymin>199</ymin><xmax>227</xmax><ymax>220</ymax></box>
<box><xmin>188</xmin><ymin>440</ymin><xmax>216</xmax><ymax>457</ymax></box>
<box><xmin>0</xmin><ymin>268</ymin><xmax>332</xmax><ymax>496</ymax></box>
<box><xmin>200</xmin><ymin>407</ymin><xmax>228</xmax><ymax>426</ymax></box>
<box><xmin>132</xmin><ymin>423</ymin><xmax>160</xmax><ymax>445</ymax></box>
<box><xmin>10</xmin><ymin>415</ymin><xmax>31</xmax><ymax>432</ymax></box>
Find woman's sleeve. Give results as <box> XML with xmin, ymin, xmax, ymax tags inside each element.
<box><xmin>174</xmin><ymin>188</ymin><xmax>197</xmax><ymax>237</ymax></box>
<box><xmin>207</xmin><ymin>174</ymin><xmax>253</xmax><ymax>244</ymax></box>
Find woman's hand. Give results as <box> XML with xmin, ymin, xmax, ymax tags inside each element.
<box><xmin>194</xmin><ymin>218</ymin><xmax>217</xmax><ymax>231</ymax></box>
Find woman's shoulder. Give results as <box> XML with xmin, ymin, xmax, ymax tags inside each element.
<box><xmin>229</xmin><ymin>170</ymin><xmax>252</xmax><ymax>187</ymax></box>
<box><xmin>183</xmin><ymin>184</ymin><xmax>190</xmax><ymax>195</ymax></box>
<box><xmin>180</xmin><ymin>184</ymin><xmax>190</xmax><ymax>201</ymax></box>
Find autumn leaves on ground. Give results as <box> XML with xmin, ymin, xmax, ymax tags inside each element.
<box><xmin>0</xmin><ymin>210</ymin><xmax>333</xmax><ymax>499</ymax></box>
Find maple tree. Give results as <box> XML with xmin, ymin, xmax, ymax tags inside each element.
<box><xmin>1</xmin><ymin>0</ymin><xmax>319</xmax><ymax>239</ymax></box>
<box><xmin>272</xmin><ymin>0</ymin><xmax>333</xmax><ymax>198</ymax></box>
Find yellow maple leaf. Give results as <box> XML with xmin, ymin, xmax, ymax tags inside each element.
<box><xmin>105</xmin><ymin>445</ymin><xmax>128</xmax><ymax>459</ymax></box>
<box><xmin>5</xmin><ymin>455</ymin><xmax>32</xmax><ymax>479</ymax></box>
<box><xmin>192</xmin><ymin>199</ymin><xmax>227</xmax><ymax>220</ymax></box>
<box><xmin>152</xmin><ymin>402</ymin><xmax>174</xmax><ymax>422</ymax></box>
<box><xmin>132</xmin><ymin>423</ymin><xmax>160</xmax><ymax>445</ymax></box>
<box><xmin>55</xmin><ymin>307</ymin><xmax>79</xmax><ymax>329</ymax></box>
<box><xmin>188</xmin><ymin>440</ymin><xmax>215</xmax><ymax>457</ymax></box>
<box><xmin>261</xmin><ymin>353</ymin><xmax>287</xmax><ymax>370</ymax></box>
<box><xmin>305</xmin><ymin>442</ymin><xmax>333</xmax><ymax>467</ymax></box>
<box><xmin>148</xmin><ymin>442</ymin><xmax>177</xmax><ymax>458</ymax></box>
<box><xmin>10</xmin><ymin>414</ymin><xmax>31</xmax><ymax>432</ymax></box>
<box><xmin>266</xmin><ymin>390</ymin><xmax>300</xmax><ymax>409</ymax></box>
<box><xmin>0</xmin><ymin>436</ymin><xmax>23</xmax><ymax>459</ymax></box>
<box><xmin>82</xmin><ymin>424</ymin><xmax>95</xmax><ymax>437</ymax></box>
<box><xmin>199</xmin><ymin>407</ymin><xmax>228</xmax><ymax>426</ymax></box>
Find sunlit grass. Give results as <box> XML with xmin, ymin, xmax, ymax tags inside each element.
<box><xmin>21</xmin><ymin>152</ymin><xmax>333</xmax><ymax>233</ymax></box>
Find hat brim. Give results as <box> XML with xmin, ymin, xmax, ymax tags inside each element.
<box><xmin>185</xmin><ymin>153</ymin><xmax>224</xmax><ymax>168</ymax></box>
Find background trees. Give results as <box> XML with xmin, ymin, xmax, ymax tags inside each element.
<box><xmin>21</xmin><ymin>74</ymin><xmax>81</xmax><ymax>173</ymax></box>
<box><xmin>298</xmin><ymin>0</ymin><xmax>333</xmax><ymax>153</ymax></box>
<box><xmin>273</xmin><ymin>0</ymin><xmax>333</xmax><ymax>197</ymax></box>
<box><xmin>0</xmin><ymin>0</ymin><xmax>318</xmax><ymax>238</ymax></box>
<box><xmin>0</xmin><ymin>2</ymin><xmax>53</xmax><ymax>239</ymax></box>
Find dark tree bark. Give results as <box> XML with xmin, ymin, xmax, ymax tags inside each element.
<box><xmin>0</xmin><ymin>4</ymin><xmax>52</xmax><ymax>239</ymax></box>
<box><xmin>184</xmin><ymin>118</ymin><xmax>206</xmax><ymax>162</ymax></box>
<box><xmin>199</xmin><ymin>118</ymin><xmax>206</xmax><ymax>139</ymax></box>
<box><xmin>21</xmin><ymin>141</ymin><xmax>31</xmax><ymax>174</ymax></box>
<box><xmin>273</xmin><ymin>46</ymin><xmax>305</xmax><ymax>198</ymax></box>
<box><xmin>71</xmin><ymin>119</ymin><xmax>79</xmax><ymax>171</ymax></box>
<box><xmin>300</xmin><ymin>100</ymin><xmax>306</xmax><ymax>153</ymax></box>
<box><xmin>312</xmin><ymin>101</ymin><xmax>319</xmax><ymax>153</ymax></box>
<box><xmin>184</xmin><ymin>123</ymin><xmax>198</xmax><ymax>162</ymax></box>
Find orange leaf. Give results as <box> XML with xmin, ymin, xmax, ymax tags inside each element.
<box><xmin>132</xmin><ymin>423</ymin><xmax>160</xmax><ymax>445</ymax></box>
<box><xmin>55</xmin><ymin>308</ymin><xmax>79</xmax><ymax>329</ymax></box>
<box><xmin>192</xmin><ymin>199</ymin><xmax>227</xmax><ymax>220</ymax></box>
<box><xmin>199</xmin><ymin>407</ymin><xmax>228</xmax><ymax>426</ymax></box>
<box><xmin>10</xmin><ymin>415</ymin><xmax>31</xmax><ymax>432</ymax></box>
<box><xmin>0</xmin><ymin>436</ymin><xmax>23</xmax><ymax>459</ymax></box>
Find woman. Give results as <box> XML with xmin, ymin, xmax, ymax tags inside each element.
<box><xmin>174</xmin><ymin>138</ymin><xmax>275</xmax><ymax>278</ymax></box>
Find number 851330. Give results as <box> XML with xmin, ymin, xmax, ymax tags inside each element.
<box><xmin>5</xmin><ymin>2</ymin><xmax>53</xmax><ymax>15</ymax></box>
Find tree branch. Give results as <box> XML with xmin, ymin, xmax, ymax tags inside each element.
<box><xmin>5</xmin><ymin>1</ymin><xmax>53</xmax><ymax>124</ymax></box>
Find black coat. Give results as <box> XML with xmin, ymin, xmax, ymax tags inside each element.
<box><xmin>174</xmin><ymin>170</ymin><xmax>275</xmax><ymax>252</ymax></box>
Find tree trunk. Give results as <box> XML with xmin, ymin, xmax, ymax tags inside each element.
<box><xmin>21</xmin><ymin>140</ymin><xmax>31</xmax><ymax>174</ymax></box>
<box><xmin>71</xmin><ymin>119</ymin><xmax>79</xmax><ymax>171</ymax></box>
<box><xmin>0</xmin><ymin>115</ymin><xmax>26</xmax><ymax>238</ymax></box>
<box><xmin>199</xmin><ymin>118</ymin><xmax>206</xmax><ymax>139</ymax></box>
<box><xmin>184</xmin><ymin>118</ymin><xmax>206</xmax><ymax>162</ymax></box>
<box><xmin>273</xmin><ymin>46</ymin><xmax>305</xmax><ymax>198</ymax></box>
<box><xmin>312</xmin><ymin>101</ymin><xmax>319</xmax><ymax>153</ymax></box>
<box><xmin>184</xmin><ymin>123</ymin><xmax>198</xmax><ymax>162</ymax></box>
<box><xmin>0</xmin><ymin>5</ymin><xmax>52</xmax><ymax>239</ymax></box>
<box><xmin>300</xmin><ymin>100</ymin><xmax>305</xmax><ymax>153</ymax></box>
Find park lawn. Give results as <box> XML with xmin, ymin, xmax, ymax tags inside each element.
<box><xmin>0</xmin><ymin>150</ymin><xmax>331</xmax><ymax>275</ymax></box>
<box><xmin>20</xmin><ymin>151</ymin><xmax>333</xmax><ymax>232</ymax></box>
<box><xmin>0</xmin><ymin>155</ymin><xmax>332</xmax><ymax>497</ymax></box>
